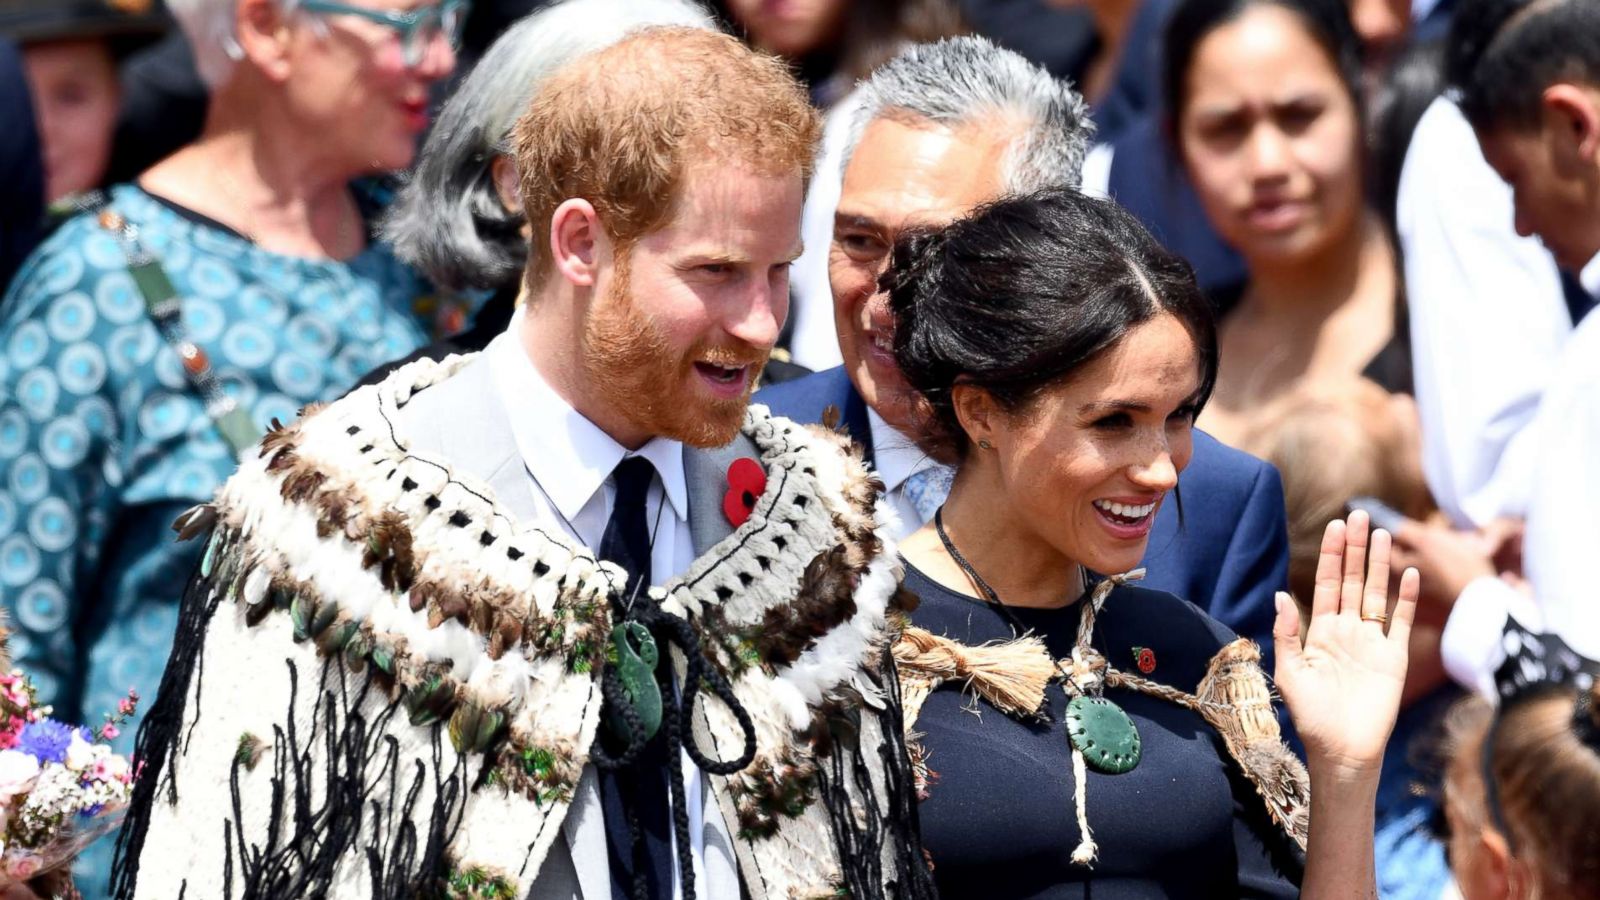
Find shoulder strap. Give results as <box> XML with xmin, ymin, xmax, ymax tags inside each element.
<box><xmin>91</xmin><ymin>200</ymin><xmax>261</xmax><ymax>457</ymax></box>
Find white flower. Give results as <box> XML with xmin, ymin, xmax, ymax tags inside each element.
<box><xmin>0</xmin><ymin>750</ymin><xmax>40</xmax><ymax>798</ymax></box>
<box><xmin>64</xmin><ymin>731</ymin><xmax>95</xmax><ymax>772</ymax></box>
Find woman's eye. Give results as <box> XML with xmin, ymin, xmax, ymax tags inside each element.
<box><xmin>1092</xmin><ymin>413</ymin><xmax>1133</xmax><ymax>430</ymax></box>
<box><xmin>1279</xmin><ymin>104</ymin><xmax>1322</xmax><ymax>134</ymax></box>
<box><xmin>1198</xmin><ymin>117</ymin><xmax>1248</xmax><ymax>146</ymax></box>
<box><xmin>1168</xmin><ymin>405</ymin><xmax>1199</xmax><ymax>424</ymax></box>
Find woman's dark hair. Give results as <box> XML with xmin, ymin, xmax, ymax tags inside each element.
<box><xmin>886</xmin><ymin>187</ymin><xmax>1218</xmax><ymax>462</ymax></box>
<box><xmin>1160</xmin><ymin>0</ymin><xmax>1366</xmax><ymax>141</ymax></box>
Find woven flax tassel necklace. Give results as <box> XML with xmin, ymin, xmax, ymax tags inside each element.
<box><xmin>934</xmin><ymin>509</ymin><xmax>1145</xmax><ymax>864</ymax></box>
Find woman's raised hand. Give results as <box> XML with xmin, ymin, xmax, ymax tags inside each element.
<box><xmin>1273</xmin><ymin>510</ymin><xmax>1419</xmax><ymax>779</ymax></box>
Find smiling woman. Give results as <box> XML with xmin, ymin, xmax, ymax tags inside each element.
<box><xmin>884</xmin><ymin>187</ymin><xmax>1419</xmax><ymax>899</ymax></box>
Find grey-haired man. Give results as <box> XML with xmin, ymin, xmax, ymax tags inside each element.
<box><xmin>757</xmin><ymin>35</ymin><xmax>1293</xmax><ymax>661</ymax></box>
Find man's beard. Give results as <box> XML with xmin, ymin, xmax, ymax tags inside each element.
<box><xmin>580</xmin><ymin>262</ymin><xmax>768</xmax><ymax>448</ymax></box>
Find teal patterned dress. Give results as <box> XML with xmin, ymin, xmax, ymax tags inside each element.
<box><xmin>0</xmin><ymin>183</ymin><xmax>430</xmax><ymax>749</ymax></box>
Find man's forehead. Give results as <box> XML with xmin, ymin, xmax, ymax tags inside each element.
<box><xmin>836</xmin><ymin>115</ymin><xmax>1013</xmax><ymax>228</ymax></box>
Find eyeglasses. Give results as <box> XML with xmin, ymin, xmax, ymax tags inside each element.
<box><xmin>298</xmin><ymin>0</ymin><xmax>471</xmax><ymax>67</ymax></box>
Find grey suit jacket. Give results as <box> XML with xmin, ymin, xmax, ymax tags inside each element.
<box><xmin>395</xmin><ymin>355</ymin><xmax>756</xmax><ymax>899</ymax></box>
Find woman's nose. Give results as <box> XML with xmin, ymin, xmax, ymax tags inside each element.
<box><xmin>1246</xmin><ymin>125</ymin><xmax>1293</xmax><ymax>180</ymax></box>
<box><xmin>1130</xmin><ymin>450</ymin><xmax>1179</xmax><ymax>493</ymax></box>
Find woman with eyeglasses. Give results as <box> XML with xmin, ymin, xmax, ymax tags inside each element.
<box><xmin>0</xmin><ymin>3</ymin><xmax>458</xmax><ymax>895</ymax></box>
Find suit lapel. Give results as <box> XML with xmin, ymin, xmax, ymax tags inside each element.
<box><xmin>839</xmin><ymin>379</ymin><xmax>875</xmax><ymax>468</ymax></box>
<box><xmin>561</xmin><ymin>768</ymin><xmax>611</xmax><ymax>900</ymax></box>
<box><xmin>395</xmin><ymin>355</ymin><xmax>543</xmax><ymax>523</ymax></box>
<box><xmin>683</xmin><ymin>432</ymin><xmax>762</xmax><ymax>558</ymax></box>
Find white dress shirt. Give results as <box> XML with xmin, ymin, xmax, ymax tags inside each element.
<box><xmin>486</xmin><ymin>315</ymin><xmax>706</xmax><ymax>899</ymax></box>
<box><xmin>1398</xmin><ymin>98</ymin><xmax>1575</xmax><ymax>528</ymax></box>
<box><xmin>1441</xmin><ymin>303</ymin><xmax>1600</xmax><ymax>697</ymax></box>
<box><xmin>868</xmin><ymin>406</ymin><xmax>948</xmax><ymax>540</ymax></box>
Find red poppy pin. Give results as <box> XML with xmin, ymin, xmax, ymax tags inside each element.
<box><xmin>1132</xmin><ymin>646</ymin><xmax>1157</xmax><ymax>674</ymax></box>
<box><xmin>722</xmin><ymin>457</ymin><xmax>767</xmax><ymax>527</ymax></box>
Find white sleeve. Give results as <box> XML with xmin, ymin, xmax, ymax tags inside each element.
<box><xmin>1397</xmin><ymin>98</ymin><xmax>1573</xmax><ymax>528</ymax></box>
<box><xmin>1442</xmin><ymin>316</ymin><xmax>1600</xmax><ymax>698</ymax></box>
<box><xmin>1440</xmin><ymin>576</ymin><xmax>1527</xmax><ymax>698</ymax></box>
<box><xmin>1519</xmin><ymin>317</ymin><xmax>1600</xmax><ymax>664</ymax></box>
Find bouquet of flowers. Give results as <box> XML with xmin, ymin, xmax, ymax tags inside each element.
<box><xmin>0</xmin><ymin>669</ymin><xmax>138</xmax><ymax>887</ymax></box>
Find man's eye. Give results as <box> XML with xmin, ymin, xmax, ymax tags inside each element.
<box><xmin>838</xmin><ymin>233</ymin><xmax>885</xmax><ymax>259</ymax></box>
<box><xmin>700</xmin><ymin>263</ymin><xmax>730</xmax><ymax>275</ymax></box>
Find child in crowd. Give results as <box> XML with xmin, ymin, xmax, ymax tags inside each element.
<box><xmin>1440</xmin><ymin>682</ymin><xmax>1600</xmax><ymax>900</ymax></box>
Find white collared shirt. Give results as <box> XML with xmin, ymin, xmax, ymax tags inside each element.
<box><xmin>1441</xmin><ymin>306</ymin><xmax>1600</xmax><ymax>697</ymax></box>
<box><xmin>1398</xmin><ymin>98</ymin><xmax>1576</xmax><ymax>528</ymax></box>
<box><xmin>867</xmin><ymin>406</ymin><xmax>948</xmax><ymax>540</ymax></box>
<box><xmin>485</xmin><ymin>311</ymin><xmax>704</xmax><ymax>899</ymax></box>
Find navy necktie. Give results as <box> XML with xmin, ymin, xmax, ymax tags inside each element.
<box><xmin>596</xmin><ymin>456</ymin><xmax>675</xmax><ymax>899</ymax></box>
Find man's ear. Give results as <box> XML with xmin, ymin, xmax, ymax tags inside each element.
<box><xmin>549</xmin><ymin>199</ymin><xmax>605</xmax><ymax>288</ymax></box>
<box><xmin>951</xmin><ymin>384</ymin><xmax>1002</xmax><ymax>452</ymax></box>
<box><xmin>1542</xmin><ymin>83</ymin><xmax>1600</xmax><ymax>167</ymax></box>
<box><xmin>490</xmin><ymin>155</ymin><xmax>524</xmax><ymax>217</ymax></box>
<box><xmin>236</xmin><ymin>0</ymin><xmax>293</xmax><ymax>81</ymax></box>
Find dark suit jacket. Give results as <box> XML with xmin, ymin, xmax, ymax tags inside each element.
<box><xmin>755</xmin><ymin>366</ymin><xmax>1291</xmax><ymax>665</ymax></box>
<box><xmin>0</xmin><ymin>38</ymin><xmax>43</xmax><ymax>293</ymax></box>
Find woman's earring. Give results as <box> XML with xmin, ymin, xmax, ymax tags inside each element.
<box><xmin>978</xmin><ymin>440</ymin><xmax>993</xmax><ymax>450</ymax></box>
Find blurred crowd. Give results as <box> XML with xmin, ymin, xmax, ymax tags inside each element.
<box><xmin>0</xmin><ymin>0</ymin><xmax>1596</xmax><ymax>898</ymax></box>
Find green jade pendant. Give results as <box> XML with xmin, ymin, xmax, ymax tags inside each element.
<box><xmin>1065</xmin><ymin>695</ymin><xmax>1142</xmax><ymax>774</ymax></box>
<box><xmin>606</xmin><ymin>622</ymin><xmax>663</xmax><ymax>743</ymax></box>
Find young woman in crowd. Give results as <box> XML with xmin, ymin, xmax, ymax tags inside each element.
<box><xmin>1440</xmin><ymin>684</ymin><xmax>1600</xmax><ymax>900</ymax></box>
<box><xmin>1164</xmin><ymin>0</ymin><xmax>1408</xmax><ymax>445</ymax></box>
<box><xmin>0</xmin><ymin>0</ymin><xmax>455</xmax><ymax>824</ymax></box>
<box><xmin>886</xmin><ymin>186</ymin><xmax>1417</xmax><ymax>897</ymax></box>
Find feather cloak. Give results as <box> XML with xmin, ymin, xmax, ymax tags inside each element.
<box><xmin>111</xmin><ymin>355</ymin><xmax>931</xmax><ymax>900</ymax></box>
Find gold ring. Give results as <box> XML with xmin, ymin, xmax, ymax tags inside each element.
<box><xmin>1361</xmin><ymin>613</ymin><xmax>1389</xmax><ymax>625</ymax></box>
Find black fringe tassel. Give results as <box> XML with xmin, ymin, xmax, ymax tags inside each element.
<box><xmin>112</xmin><ymin>544</ymin><xmax>471</xmax><ymax>899</ymax></box>
<box><xmin>814</xmin><ymin>643</ymin><xmax>938</xmax><ymax>900</ymax></box>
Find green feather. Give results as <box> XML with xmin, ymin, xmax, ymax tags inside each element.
<box><xmin>289</xmin><ymin>594</ymin><xmax>314</xmax><ymax>642</ymax></box>
<box><xmin>371</xmin><ymin>645</ymin><xmax>395</xmax><ymax>674</ymax></box>
<box><xmin>307</xmin><ymin>600</ymin><xmax>339</xmax><ymax>640</ymax></box>
<box><xmin>315</xmin><ymin>620</ymin><xmax>357</xmax><ymax>655</ymax></box>
<box><xmin>200</xmin><ymin>532</ymin><xmax>219</xmax><ymax>578</ymax></box>
<box><xmin>447</xmin><ymin>702</ymin><xmax>505</xmax><ymax>754</ymax></box>
<box><xmin>343</xmin><ymin>631</ymin><xmax>371</xmax><ymax>672</ymax></box>
<box><xmin>405</xmin><ymin>675</ymin><xmax>456</xmax><ymax>727</ymax></box>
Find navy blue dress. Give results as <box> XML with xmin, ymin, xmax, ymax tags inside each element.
<box><xmin>905</xmin><ymin>564</ymin><xmax>1303</xmax><ymax>898</ymax></box>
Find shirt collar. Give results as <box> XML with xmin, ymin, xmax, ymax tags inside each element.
<box><xmin>866</xmin><ymin>405</ymin><xmax>940</xmax><ymax>492</ymax></box>
<box><xmin>486</xmin><ymin>310</ymin><xmax>688</xmax><ymax>524</ymax></box>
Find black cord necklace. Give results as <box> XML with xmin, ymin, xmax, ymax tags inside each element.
<box><xmin>933</xmin><ymin>507</ymin><xmax>1143</xmax><ymax>775</ymax></box>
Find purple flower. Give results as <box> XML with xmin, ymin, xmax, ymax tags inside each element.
<box><xmin>17</xmin><ymin>718</ymin><xmax>78</xmax><ymax>764</ymax></box>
